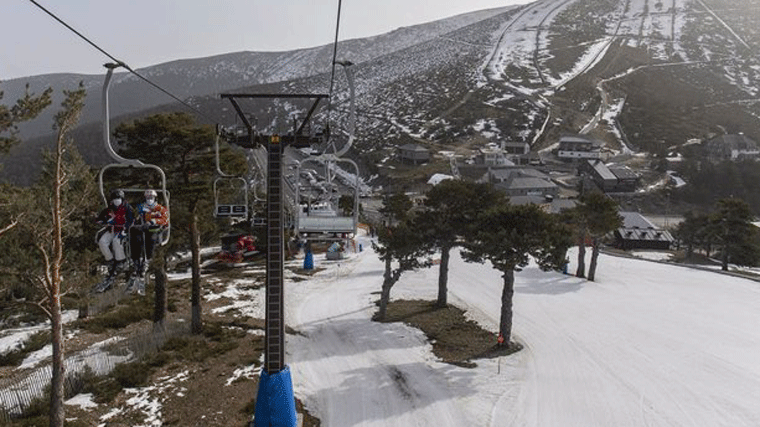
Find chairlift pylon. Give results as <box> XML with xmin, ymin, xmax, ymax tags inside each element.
<box><xmin>98</xmin><ymin>63</ymin><xmax>171</xmax><ymax>246</ymax></box>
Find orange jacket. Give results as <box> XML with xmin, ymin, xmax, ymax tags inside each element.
<box><xmin>136</xmin><ymin>202</ymin><xmax>169</xmax><ymax>227</ymax></box>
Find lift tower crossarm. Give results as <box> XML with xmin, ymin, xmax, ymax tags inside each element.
<box><xmin>220</xmin><ymin>93</ymin><xmax>329</xmax><ymax>149</ymax></box>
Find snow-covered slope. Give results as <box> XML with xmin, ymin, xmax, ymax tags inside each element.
<box><xmin>286</xmin><ymin>237</ymin><xmax>760</xmax><ymax>426</ymax></box>
<box><xmin>5</xmin><ymin>0</ymin><xmax>760</xmax><ymax>185</ymax></box>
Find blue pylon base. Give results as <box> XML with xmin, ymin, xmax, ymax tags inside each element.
<box><xmin>253</xmin><ymin>366</ymin><xmax>297</xmax><ymax>427</ymax></box>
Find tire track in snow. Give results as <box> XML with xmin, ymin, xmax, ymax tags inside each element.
<box><xmin>288</xmin><ymin>243</ymin><xmax>471</xmax><ymax>427</ymax></box>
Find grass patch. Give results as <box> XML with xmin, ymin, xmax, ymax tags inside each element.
<box><xmin>157</xmin><ymin>321</ymin><xmax>245</xmax><ymax>363</ymax></box>
<box><xmin>78</xmin><ymin>360</ymin><xmax>156</xmax><ymax>404</ymax></box>
<box><xmin>75</xmin><ymin>294</ymin><xmax>152</xmax><ymax>333</ymax></box>
<box><xmin>376</xmin><ymin>299</ymin><xmax>521</xmax><ymax>367</ymax></box>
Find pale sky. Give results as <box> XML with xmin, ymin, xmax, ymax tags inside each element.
<box><xmin>1</xmin><ymin>0</ymin><xmax>533</xmax><ymax>80</ymax></box>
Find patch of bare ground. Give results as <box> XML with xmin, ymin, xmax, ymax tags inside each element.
<box><xmin>4</xmin><ymin>265</ymin><xmax>321</xmax><ymax>426</ymax></box>
<box><xmin>374</xmin><ymin>299</ymin><xmax>521</xmax><ymax>368</ymax></box>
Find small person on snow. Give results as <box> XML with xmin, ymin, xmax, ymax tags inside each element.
<box><xmin>127</xmin><ymin>189</ymin><xmax>169</xmax><ymax>295</ymax></box>
<box><xmin>94</xmin><ymin>189</ymin><xmax>134</xmax><ymax>291</ymax></box>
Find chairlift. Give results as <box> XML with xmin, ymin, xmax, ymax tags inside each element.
<box><xmin>98</xmin><ymin>63</ymin><xmax>170</xmax><ymax>245</ymax></box>
<box><xmin>213</xmin><ymin>130</ymin><xmax>249</xmax><ymax>218</ymax></box>
<box><xmin>295</xmin><ymin>61</ymin><xmax>360</xmax><ymax>241</ymax></box>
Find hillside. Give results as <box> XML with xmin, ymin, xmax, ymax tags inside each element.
<box><xmin>3</xmin><ymin>0</ymin><xmax>760</xmax><ymax>196</ymax></box>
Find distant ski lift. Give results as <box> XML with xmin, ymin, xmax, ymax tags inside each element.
<box><xmin>212</xmin><ymin>130</ymin><xmax>250</xmax><ymax>219</ymax></box>
<box><xmin>295</xmin><ymin>157</ymin><xmax>359</xmax><ymax>240</ymax></box>
<box><xmin>213</xmin><ymin>177</ymin><xmax>248</xmax><ymax>218</ymax></box>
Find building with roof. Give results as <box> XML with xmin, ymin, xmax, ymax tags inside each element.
<box><xmin>704</xmin><ymin>134</ymin><xmax>760</xmax><ymax>161</ymax></box>
<box><xmin>509</xmin><ymin>195</ymin><xmax>577</xmax><ymax>214</ymax></box>
<box><xmin>581</xmin><ymin>160</ymin><xmax>640</xmax><ymax>193</ymax></box>
<box><xmin>489</xmin><ymin>168</ymin><xmax>559</xmax><ymax>198</ymax></box>
<box><xmin>476</xmin><ymin>145</ymin><xmax>515</xmax><ymax>167</ymax></box>
<box><xmin>613</xmin><ymin>212</ymin><xmax>674</xmax><ymax>250</ymax></box>
<box><xmin>397</xmin><ymin>144</ymin><xmax>430</xmax><ymax>165</ymax></box>
<box><xmin>557</xmin><ymin>135</ymin><xmax>602</xmax><ymax>161</ymax></box>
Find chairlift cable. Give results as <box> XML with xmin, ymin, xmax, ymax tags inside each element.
<box><xmin>27</xmin><ymin>0</ymin><xmax>217</xmax><ymax>124</ymax></box>
<box><xmin>326</xmin><ymin>0</ymin><xmax>344</xmax><ymax>122</ymax></box>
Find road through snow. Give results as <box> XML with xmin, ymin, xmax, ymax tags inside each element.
<box><xmin>287</xmin><ymin>237</ymin><xmax>760</xmax><ymax>426</ymax></box>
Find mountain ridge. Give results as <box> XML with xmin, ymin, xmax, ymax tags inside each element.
<box><xmin>3</xmin><ymin>0</ymin><xmax>760</xmax><ymax>189</ymax></box>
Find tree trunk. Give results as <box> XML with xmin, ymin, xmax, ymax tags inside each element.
<box><xmin>576</xmin><ymin>237</ymin><xmax>586</xmax><ymax>278</ymax></box>
<box><xmin>721</xmin><ymin>248</ymin><xmax>729</xmax><ymax>271</ymax></box>
<box><xmin>49</xmin><ymin>121</ymin><xmax>66</xmax><ymax>427</ymax></box>
<box><xmin>190</xmin><ymin>210</ymin><xmax>202</xmax><ymax>334</ymax></box>
<box><xmin>435</xmin><ymin>246</ymin><xmax>451</xmax><ymax>308</ymax></box>
<box><xmin>588</xmin><ymin>238</ymin><xmax>600</xmax><ymax>282</ymax></box>
<box><xmin>378</xmin><ymin>255</ymin><xmax>394</xmax><ymax>320</ymax></box>
<box><xmin>153</xmin><ymin>265</ymin><xmax>168</xmax><ymax>331</ymax></box>
<box><xmin>49</xmin><ymin>294</ymin><xmax>64</xmax><ymax>427</ymax></box>
<box><xmin>498</xmin><ymin>269</ymin><xmax>515</xmax><ymax>346</ymax></box>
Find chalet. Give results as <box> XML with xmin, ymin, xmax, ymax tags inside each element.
<box><xmin>509</xmin><ymin>195</ymin><xmax>577</xmax><ymax>214</ymax></box>
<box><xmin>613</xmin><ymin>212</ymin><xmax>674</xmax><ymax>250</ymax></box>
<box><xmin>490</xmin><ymin>168</ymin><xmax>558</xmax><ymax>198</ymax></box>
<box><xmin>581</xmin><ymin>160</ymin><xmax>641</xmax><ymax>193</ymax></box>
<box><xmin>397</xmin><ymin>144</ymin><xmax>430</xmax><ymax>165</ymax></box>
<box><xmin>705</xmin><ymin>134</ymin><xmax>760</xmax><ymax>161</ymax></box>
<box><xmin>503</xmin><ymin>141</ymin><xmax>530</xmax><ymax>155</ymax></box>
<box><xmin>557</xmin><ymin>135</ymin><xmax>602</xmax><ymax>161</ymax></box>
<box><xmin>476</xmin><ymin>144</ymin><xmax>515</xmax><ymax>166</ymax></box>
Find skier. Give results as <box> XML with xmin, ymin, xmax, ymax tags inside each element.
<box><xmin>94</xmin><ymin>189</ymin><xmax>134</xmax><ymax>292</ymax></box>
<box><xmin>127</xmin><ymin>189</ymin><xmax>168</xmax><ymax>295</ymax></box>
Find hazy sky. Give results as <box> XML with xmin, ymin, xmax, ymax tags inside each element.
<box><xmin>1</xmin><ymin>0</ymin><xmax>532</xmax><ymax>80</ymax></box>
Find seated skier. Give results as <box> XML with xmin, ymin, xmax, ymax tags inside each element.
<box><xmin>94</xmin><ymin>189</ymin><xmax>134</xmax><ymax>292</ymax></box>
<box><xmin>127</xmin><ymin>189</ymin><xmax>169</xmax><ymax>295</ymax></box>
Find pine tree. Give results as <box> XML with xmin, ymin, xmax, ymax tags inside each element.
<box><xmin>0</xmin><ymin>83</ymin><xmax>52</xmax><ymax>155</ymax></box>
<box><xmin>372</xmin><ymin>220</ymin><xmax>431</xmax><ymax>321</ymax></box>
<box><xmin>462</xmin><ymin>203</ymin><xmax>571</xmax><ymax>346</ymax></box>
<box><xmin>1</xmin><ymin>83</ymin><xmax>52</xmax><ymax>236</ymax></box>
<box><xmin>417</xmin><ymin>180</ymin><xmax>505</xmax><ymax>308</ymax></box>
<box><xmin>112</xmin><ymin>112</ymin><xmax>243</xmax><ymax>333</ymax></box>
<box><xmin>0</xmin><ymin>84</ymin><xmax>92</xmax><ymax>427</ymax></box>
<box><xmin>581</xmin><ymin>192</ymin><xmax>622</xmax><ymax>282</ymax></box>
<box><xmin>712</xmin><ymin>197</ymin><xmax>759</xmax><ymax>271</ymax></box>
<box><xmin>372</xmin><ymin>192</ymin><xmax>429</xmax><ymax>320</ymax></box>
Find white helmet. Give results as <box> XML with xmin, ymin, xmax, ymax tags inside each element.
<box><xmin>144</xmin><ymin>189</ymin><xmax>158</xmax><ymax>198</ymax></box>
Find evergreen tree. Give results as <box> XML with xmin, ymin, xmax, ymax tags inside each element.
<box><xmin>674</xmin><ymin>211</ymin><xmax>710</xmax><ymax>260</ymax></box>
<box><xmin>712</xmin><ymin>198</ymin><xmax>759</xmax><ymax>270</ymax></box>
<box><xmin>372</xmin><ymin>192</ymin><xmax>429</xmax><ymax>320</ymax></box>
<box><xmin>0</xmin><ymin>83</ymin><xmax>52</xmax><ymax>155</ymax></box>
<box><xmin>1</xmin><ymin>83</ymin><xmax>52</xmax><ymax>237</ymax></box>
<box><xmin>372</xmin><ymin>219</ymin><xmax>431</xmax><ymax>321</ymax></box>
<box><xmin>113</xmin><ymin>112</ymin><xmax>245</xmax><ymax>334</ymax></box>
<box><xmin>379</xmin><ymin>191</ymin><xmax>413</xmax><ymax>224</ymax></box>
<box><xmin>0</xmin><ymin>84</ymin><xmax>93</xmax><ymax>427</ymax></box>
<box><xmin>417</xmin><ymin>180</ymin><xmax>505</xmax><ymax>307</ymax></box>
<box><xmin>580</xmin><ymin>192</ymin><xmax>622</xmax><ymax>281</ymax></box>
<box><xmin>462</xmin><ymin>203</ymin><xmax>571</xmax><ymax>346</ymax></box>
<box><xmin>563</xmin><ymin>191</ymin><xmax>621</xmax><ymax>280</ymax></box>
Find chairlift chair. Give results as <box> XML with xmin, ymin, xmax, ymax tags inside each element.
<box><xmin>98</xmin><ymin>63</ymin><xmax>170</xmax><ymax>246</ymax></box>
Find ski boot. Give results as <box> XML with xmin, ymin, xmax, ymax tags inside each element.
<box><xmin>94</xmin><ymin>259</ymin><xmax>126</xmax><ymax>293</ymax></box>
<box><xmin>135</xmin><ymin>276</ymin><xmax>146</xmax><ymax>296</ymax></box>
<box><xmin>93</xmin><ymin>276</ymin><xmax>115</xmax><ymax>293</ymax></box>
<box><xmin>126</xmin><ymin>260</ymin><xmax>146</xmax><ymax>295</ymax></box>
<box><xmin>124</xmin><ymin>275</ymin><xmax>137</xmax><ymax>294</ymax></box>
<box><xmin>93</xmin><ymin>260</ymin><xmax>118</xmax><ymax>293</ymax></box>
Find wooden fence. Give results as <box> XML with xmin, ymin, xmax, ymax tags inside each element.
<box><xmin>0</xmin><ymin>320</ymin><xmax>188</xmax><ymax>422</ymax></box>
